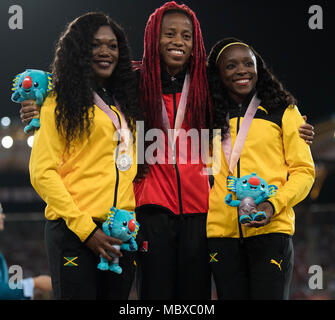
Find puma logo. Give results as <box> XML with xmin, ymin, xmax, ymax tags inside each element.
<box><xmin>270</xmin><ymin>259</ymin><xmax>282</xmax><ymax>271</ymax></box>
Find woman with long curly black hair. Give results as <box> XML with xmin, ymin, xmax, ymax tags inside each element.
<box><xmin>206</xmin><ymin>37</ymin><xmax>315</xmax><ymax>299</ymax></box>
<box><xmin>25</xmin><ymin>12</ymin><xmax>142</xmax><ymax>299</ymax></box>
<box><xmin>52</xmin><ymin>12</ymin><xmax>141</xmax><ymax>150</ymax></box>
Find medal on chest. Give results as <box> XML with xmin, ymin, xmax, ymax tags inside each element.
<box><xmin>93</xmin><ymin>91</ymin><xmax>133</xmax><ymax>172</ymax></box>
<box><xmin>116</xmin><ymin>153</ymin><xmax>132</xmax><ymax>172</ymax></box>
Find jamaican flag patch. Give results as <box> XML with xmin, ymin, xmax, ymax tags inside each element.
<box><xmin>64</xmin><ymin>256</ymin><xmax>78</xmax><ymax>267</ymax></box>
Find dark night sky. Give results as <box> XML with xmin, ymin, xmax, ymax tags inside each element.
<box><xmin>0</xmin><ymin>0</ymin><xmax>332</xmax><ymax>124</ymax></box>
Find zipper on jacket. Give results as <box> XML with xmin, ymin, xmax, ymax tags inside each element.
<box><xmin>236</xmin><ymin>107</ymin><xmax>244</xmax><ymax>243</ymax></box>
<box><xmin>172</xmin><ymin>83</ymin><xmax>183</xmax><ymax>215</ymax></box>
<box><xmin>112</xmin><ymin>109</ymin><xmax>121</xmax><ymax>208</ymax></box>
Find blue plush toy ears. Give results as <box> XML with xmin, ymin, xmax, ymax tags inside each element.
<box><xmin>133</xmin><ymin>218</ymin><xmax>140</xmax><ymax>238</ymax></box>
<box><xmin>46</xmin><ymin>72</ymin><xmax>52</xmax><ymax>92</ymax></box>
<box><xmin>107</xmin><ymin>207</ymin><xmax>118</xmax><ymax>228</ymax></box>
<box><xmin>11</xmin><ymin>71</ymin><xmax>27</xmax><ymax>92</ymax></box>
<box><xmin>11</xmin><ymin>74</ymin><xmax>20</xmax><ymax>92</ymax></box>
<box><xmin>227</xmin><ymin>176</ymin><xmax>238</xmax><ymax>192</ymax></box>
<box><xmin>268</xmin><ymin>185</ymin><xmax>278</xmax><ymax>197</ymax></box>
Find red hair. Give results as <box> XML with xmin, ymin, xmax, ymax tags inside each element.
<box><xmin>138</xmin><ymin>1</ymin><xmax>212</xmax><ymax>131</ymax></box>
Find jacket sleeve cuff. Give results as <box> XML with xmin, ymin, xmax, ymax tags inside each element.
<box><xmin>265</xmin><ymin>199</ymin><xmax>277</xmax><ymax>215</ymax></box>
<box><xmin>83</xmin><ymin>225</ymin><xmax>99</xmax><ymax>244</ymax></box>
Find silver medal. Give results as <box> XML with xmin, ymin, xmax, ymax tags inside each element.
<box><xmin>116</xmin><ymin>153</ymin><xmax>132</xmax><ymax>171</ymax></box>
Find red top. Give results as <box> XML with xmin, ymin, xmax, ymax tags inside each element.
<box><xmin>134</xmin><ymin>86</ymin><xmax>210</xmax><ymax>214</ymax></box>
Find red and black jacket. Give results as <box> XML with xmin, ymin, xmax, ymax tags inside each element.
<box><xmin>134</xmin><ymin>69</ymin><xmax>210</xmax><ymax>215</ymax></box>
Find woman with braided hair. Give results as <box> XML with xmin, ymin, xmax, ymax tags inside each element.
<box><xmin>133</xmin><ymin>1</ymin><xmax>213</xmax><ymax>300</ymax></box>
<box><xmin>206</xmin><ymin>37</ymin><xmax>315</xmax><ymax>299</ymax></box>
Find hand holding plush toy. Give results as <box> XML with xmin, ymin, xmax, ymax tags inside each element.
<box><xmin>98</xmin><ymin>207</ymin><xmax>139</xmax><ymax>274</ymax></box>
<box><xmin>11</xmin><ymin>69</ymin><xmax>52</xmax><ymax>133</ymax></box>
<box><xmin>225</xmin><ymin>173</ymin><xmax>278</xmax><ymax>224</ymax></box>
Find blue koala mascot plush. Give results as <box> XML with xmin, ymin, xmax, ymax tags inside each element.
<box><xmin>98</xmin><ymin>207</ymin><xmax>139</xmax><ymax>274</ymax></box>
<box><xmin>11</xmin><ymin>69</ymin><xmax>52</xmax><ymax>133</ymax></box>
<box><xmin>225</xmin><ymin>173</ymin><xmax>278</xmax><ymax>224</ymax></box>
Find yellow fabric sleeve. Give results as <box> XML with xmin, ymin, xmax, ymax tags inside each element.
<box><xmin>29</xmin><ymin>96</ymin><xmax>97</xmax><ymax>242</ymax></box>
<box><xmin>268</xmin><ymin>105</ymin><xmax>315</xmax><ymax>214</ymax></box>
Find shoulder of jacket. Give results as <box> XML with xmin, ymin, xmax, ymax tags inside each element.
<box><xmin>283</xmin><ymin>104</ymin><xmax>301</xmax><ymax>117</ymax></box>
<box><xmin>42</xmin><ymin>92</ymin><xmax>57</xmax><ymax>110</ymax></box>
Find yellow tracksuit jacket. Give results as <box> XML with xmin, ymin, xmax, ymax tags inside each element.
<box><xmin>207</xmin><ymin>104</ymin><xmax>315</xmax><ymax>239</ymax></box>
<box><xmin>29</xmin><ymin>94</ymin><xmax>137</xmax><ymax>242</ymax></box>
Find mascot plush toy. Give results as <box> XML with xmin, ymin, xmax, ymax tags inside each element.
<box><xmin>225</xmin><ymin>173</ymin><xmax>278</xmax><ymax>224</ymax></box>
<box><xmin>98</xmin><ymin>207</ymin><xmax>139</xmax><ymax>274</ymax></box>
<box><xmin>11</xmin><ymin>69</ymin><xmax>52</xmax><ymax>133</ymax></box>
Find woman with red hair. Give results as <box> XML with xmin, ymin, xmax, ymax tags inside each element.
<box><xmin>134</xmin><ymin>1</ymin><xmax>212</xmax><ymax>300</ymax></box>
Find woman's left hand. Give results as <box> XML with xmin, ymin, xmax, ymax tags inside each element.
<box><xmin>244</xmin><ymin>201</ymin><xmax>274</xmax><ymax>228</ymax></box>
<box><xmin>299</xmin><ymin>115</ymin><xmax>314</xmax><ymax>145</ymax></box>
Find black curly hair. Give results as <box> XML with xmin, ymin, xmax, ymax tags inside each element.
<box><xmin>52</xmin><ymin>12</ymin><xmax>142</xmax><ymax>149</ymax></box>
<box><xmin>207</xmin><ymin>37</ymin><xmax>297</xmax><ymax>136</ymax></box>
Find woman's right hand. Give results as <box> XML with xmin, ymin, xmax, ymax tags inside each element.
<box><xmin>85</xmin><ymin>228</ymin><xmax>123</xmax><ymax>261</ymax></box>
<box><xmin>20</xmin><ymin>100</ymin><xmax>40</xmax><ymax>125</ymax></box>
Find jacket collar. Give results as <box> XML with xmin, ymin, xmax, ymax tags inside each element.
<box><xmin>161</xmin><ymin>66</ymin><xmax>188</xmax><ymax>94</ymax></box>
<box><xmin>228</xmin><ymin>89</ymin><xmax>257</xmax><ymax>113</ymax></box>
<box><xmin>94</xmin><ymin>85</ymin><xmax>115</xmax><ymax>106</ymax></box>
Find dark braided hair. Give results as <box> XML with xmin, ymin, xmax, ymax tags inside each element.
<box><xmin>139</xmin><ymin>1</ymin><xmax>212</xmax><ymax>131</ymax></box>
<box><xmin>207</xmin><ymin>37</ymin><xmax>297</xmax><ymax>135</ymax></box>
<box><xmin>52</xmin><ymin>12</ymin><xmax>142</xmax><ymax>150</ymax></box>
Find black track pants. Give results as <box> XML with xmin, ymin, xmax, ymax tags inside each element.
<box><xmin>45</xmin><ymin>219</ymin><xmax>136</xmax><ymax>300</ymax></box>
<box><xmin>208</xmin><ymin>233</ymin><xmax>294</xmax><ymax>300</ymax></box>
<box><xmin>135</xmin><ymin>207</ymin><xmax>211</xmax><ymax>300</ymax></box>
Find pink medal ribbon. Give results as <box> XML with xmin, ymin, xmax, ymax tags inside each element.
<box><xmin>93</xmin><ymin>91</ymin><xmax>132</xmax><ymax>171</ymax></box>
<box><xmin>222</xmin><ymin>93</ymin><xmax>261</xmax><ymax>175</ymax></box>
<box><xmin>161</xmin><ymin>73</ymin><xmax>190</xmax><ymax>162</ymax></box>
<box><xmin>93</xmin><ymin>91</ymin><xmax>123</xmax><ymax>130</ymax></box>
